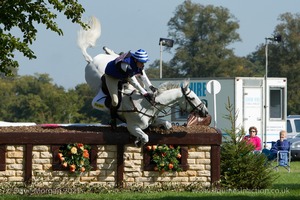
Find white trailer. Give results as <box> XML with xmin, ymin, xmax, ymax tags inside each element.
<box><xmin>151</xmin><ymin>77</ymin><xmax>287</xmax><ymax>148</ymax></box>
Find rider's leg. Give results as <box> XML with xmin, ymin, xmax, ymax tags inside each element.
<box><xmin>104</xmin><ymin>74</ymin><xmax>119</xmax><ymax>129</ymax></box>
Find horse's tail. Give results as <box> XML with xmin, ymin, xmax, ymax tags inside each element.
<box><xmin>77</xmin><ymin>16</ymin><xmax>101</xmax><ymax>63</ymax></box>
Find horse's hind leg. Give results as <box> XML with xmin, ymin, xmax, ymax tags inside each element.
<box><xmin>126</xmin><ymin>125</ymin><xmax>149</xmax><ymax>147</ymax></box>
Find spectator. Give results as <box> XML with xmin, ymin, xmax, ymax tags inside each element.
<box><xmin>243</xmin><ymin>126</ymin><xmax>262</xmax><ymax>151</ymax></box>
<box><xmin>263</xmin><ymin>130</ymin><xmax>290</xmax><ymax>160</ymax></box>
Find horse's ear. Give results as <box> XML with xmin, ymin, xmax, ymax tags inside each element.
<box><xmin>183</xmin><ymin>78</ymin><xmax>190</xmax><ymax>90</ymax></box>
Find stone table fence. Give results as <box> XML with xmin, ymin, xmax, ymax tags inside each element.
<box><xmin>0</xmin><ymin>126</ymin><xmax>221</xmax><ymax>188</ymax></box>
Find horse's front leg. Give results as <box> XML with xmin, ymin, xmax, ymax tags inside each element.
<box><xmin>126</xmin><ymin>125</ymin><xmax>149</xmax><ymax>147</ymax></box>
<box><xmin>151</xmin><ymin>118</ymin><xmax>172</xmax><ymax>130</ymax></box>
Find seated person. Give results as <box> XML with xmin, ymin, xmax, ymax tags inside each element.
<box><xmin>243</xmin><ymin>126</ymin><xmax>262</xmax><ymax>152</ymax></box>
<box><xmin>262</xmin><ymin>130</ymin><xmax>290</xmax><ymax>161</ymax></box>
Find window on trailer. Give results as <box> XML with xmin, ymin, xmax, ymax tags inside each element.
<box><xmin>269</xmin><ymin>87</ymin><xmax>284</xmax><ymax>119</ymax></box>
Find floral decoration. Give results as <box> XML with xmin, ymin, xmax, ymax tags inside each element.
<box><xmin>146</xmin><ymin>144</ymin><xmax>182</xmax><ymax>173</ymax></box>
<box><xmin>57</xmin><ymin>143</ymin><xmax>92</xmax><ymax>174</ymax></box>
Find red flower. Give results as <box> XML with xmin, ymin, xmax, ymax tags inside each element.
<box><xmin>77</xmin><ymin>143</ymin><xmax>84</xmax><ymax>150</ymax></box>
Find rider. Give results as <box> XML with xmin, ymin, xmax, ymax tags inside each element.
<box><xmin>104</xmin><ymin>49</ymin><xmax>157</xmax><ymax>129</ymax></box>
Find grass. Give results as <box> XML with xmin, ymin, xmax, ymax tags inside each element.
<box><xmin>1</xmin><ymin>161</ymin><xmax>300</xmax><ymax>200</ymax></box>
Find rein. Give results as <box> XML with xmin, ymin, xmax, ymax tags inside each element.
<box><xmin>116</xmin><ymin>86</ymin><xmax>204</xmax><ymax>120</ymax></box>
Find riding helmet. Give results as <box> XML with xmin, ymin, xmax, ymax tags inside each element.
<box><xmin>131</xmin><ymin>49</ymin><xmax>150</xmax><ymax>63</ymax></box>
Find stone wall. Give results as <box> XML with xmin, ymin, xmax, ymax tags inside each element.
<box><xmin>1</xmin><ymin>144</ymin><xmax>212</xmax><ymax>188</ymax></box>
<box><xmin>0</xmin><ymin>129</ymin><xmax>221</xmax><ymax>188</ymax></box>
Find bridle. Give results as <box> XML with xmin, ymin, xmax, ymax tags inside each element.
<box><xmin>180</xmin><ymin>86</ymin><xmax>205</xmax><ymax>114</ymax></box>
<box><xmin>117</xmin><ymin>86</ymin><xmax>206</xmax><ymax>119</ymax></box>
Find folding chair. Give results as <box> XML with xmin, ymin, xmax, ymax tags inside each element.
<box><xmin>274</xmin><ymin>150</ymin><xmax>291</xmax><ymax>172</ymax></box>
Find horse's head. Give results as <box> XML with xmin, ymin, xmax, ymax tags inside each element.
<box><xmin>179</xmin><ymin>79</ymin><xmax>208</xmax><ymax>117</ymax></box>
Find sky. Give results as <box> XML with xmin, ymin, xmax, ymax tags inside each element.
<box><xmin>15</xmin><ymin>0</ymin><xmax>300</xmax><ymax>90</ymax></box>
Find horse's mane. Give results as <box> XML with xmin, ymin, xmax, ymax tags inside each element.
<box><xmin>158</xmin><ymin>81</ymin><xmax>181</xmax><ymax>92</ymax></box>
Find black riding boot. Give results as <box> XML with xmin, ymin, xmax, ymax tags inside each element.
<box><xmin>110</xmin><ymin>105</ymin><xmax>118</xmax><ymax>130</ymax></box>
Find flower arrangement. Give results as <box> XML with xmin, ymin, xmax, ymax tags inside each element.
<box><xmin>146</xmin><ymin>144</ymin><xmax>182</xmax><ymax>173</ymax></box>
<box><xmin>57</xmin><ymin>143</ymin><xmax>92</xmax><ymax>174</ymax></box>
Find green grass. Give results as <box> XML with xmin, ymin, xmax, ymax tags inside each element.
<box><xmin>1</xmin><ymin>161</ymin><xmax>300</xmax><ymax>200</ymax></box>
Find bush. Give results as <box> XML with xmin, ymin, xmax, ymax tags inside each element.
<box><xmin>220</xmin><ymin>98</ymin><xmax>278</xmax><ymax>189</ymax></box>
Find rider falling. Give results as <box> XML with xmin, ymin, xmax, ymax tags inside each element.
<box><xmin>104</xmin><ymin>49</ymin><xmax>158</xmax><ymax>129</ymax></box>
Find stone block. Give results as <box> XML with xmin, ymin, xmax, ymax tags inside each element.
<box><xmin>7</xmin><ymin>151</ymin><xmax>23</xmax><ymax>158</ymax></box>
<box><xmin>32</xmin><ymin>152</ymin><xmax>40</xmax><ymax>159</ymax></box>
<box><xmin>33</xmin><ymin>145</ymin><xmax>49</xmax><ymax>151</ymax></box>
<box><xmin>32</xmin><ymin>164</ymin><xmax>43</xmax><ymax>170</ymax></box>
<box><xmin>6</xmin><ymin>158</ymin><xmax>16</xmax><ymax>164</ymax></box>
<box><xmin>33</xmin><ymin>159</ymin><xmax>51</xmax><ymax>164</ymax></box>
<box><xmin>8</xmin><ymin>177</ymin><xmax>24</xmax><ymax>182</ymax></box>
<box><xmin>188</xmin><ymin>152</ymin><xmax>205</xmax><ymax>159</ymax></box>
<box><xmin>7</xmin><ymin>164</ymin><xmax>23</xmax><ymax>170</ymax></box>
<box><xmin>40</xmin><ymin>152</ymin><xmax>52</xmax><ymax>158</ymax></box>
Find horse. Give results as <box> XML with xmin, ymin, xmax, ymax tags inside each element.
<box><xmin>77</xmin><ymin>16</ymin><xmax>208</xmax><ymax>146</ymax></box>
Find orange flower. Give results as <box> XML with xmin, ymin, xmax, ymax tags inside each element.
<box><xmin>57</xmin><ymin>153</ymin><xmax>64</xmax><ymax>161</ymax></box>
<box><xmin>177</xmin><ymin>153</ymin><xmax>182</xmax><ymax>159</ymax></box>
<box><xmin>80</xmin><ymin>167</ymin><xmax>85</xmax><ymax>172</ymax></box>
<box><xmin>83</xmin><ymin>149</ymin><xmax>89</xmax><ymax>159</ymax></box>
<box><xmin>169</xmin><ymin>145</ymin><xmax>174</xmax><ymax>149</ymax></box>
<box><xmin>69</xmin><ymin>164</ymin><xmax>76</xmax><ymax>172</ymax></box>
<box><xmin>62</xmin><ymin>162</ymin><xmax>68</xmax><ymax>168</ymax></box>
<box><xmin>146</xmin><ymin>145</ymin><xmax>152</xmax><ymax>151</ymax></box>
<box><xmin>168</xmin><ymin>163</ymin><xmax>174</xmax><ymax>170</ymax></box>
<box><xmin>152</xmin><ymin>145</ymin><xmax>157</xmax><ymax>151</ymax></box>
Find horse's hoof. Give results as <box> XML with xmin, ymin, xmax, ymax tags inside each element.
<box><xmin>134</xmin><ymin>139</ymin><xmax>141</xmax><ymax>147</ymax></box>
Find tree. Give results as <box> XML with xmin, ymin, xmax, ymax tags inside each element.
<box><xmin>0</xmin><ymin>0</ymin><xmax>86</xmax><ymax>76</ymax></box>
<box><xmin>71</xmin><ymin>83</ymin><xmax>109</xmax><ymax>123</ymax></box>
<box><xmin>146</xmin><ymin>60</ymin><xmax>180</xmax><ymax>79</ymax></box>
<box><xmin>248</xmin><ymin>12</ymin><xmax>300</xmax><ymax>114</ymax></box>
<box><xmin>166</xmin><ymin>0</ymin><xmax>255</xmax><ymax>78</ymax></box>
<box><xmin>221</xmin><ymin>98</ymin><xmax>277</xmax><ymax>189</ymax></box>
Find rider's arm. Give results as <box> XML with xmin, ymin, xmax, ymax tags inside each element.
<box><xmin>129</xmin><ymin>75</ymin><xmax>148</xmax><ymax>95</ymax></box>
<box><xmin>140</xmin><ymin>70</ymin><xmax>157</xmax><ymax>93</ymax></box>
<box><xmin>140</xmin><ymin>70</ymin><xmax>152</xmax><ymax>88</ymax></box>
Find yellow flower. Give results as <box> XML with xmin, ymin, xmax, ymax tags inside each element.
<box><xmin>70</xmin><ymin>146</ymin><xmax>77</xmax><ymax>154</ymax></box>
